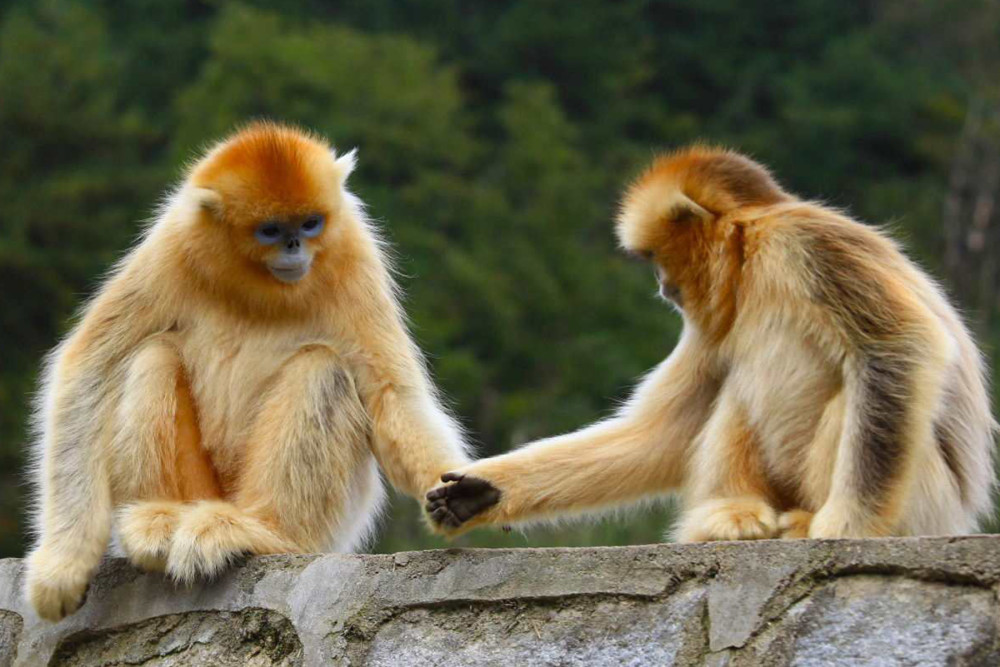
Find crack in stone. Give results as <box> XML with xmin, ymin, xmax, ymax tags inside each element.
<box><xmin>49</xmin><ymin>608</ymin><xmax>303</xmax><ymax>666</ymax></box>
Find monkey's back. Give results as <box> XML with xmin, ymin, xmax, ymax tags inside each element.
<box><xmin>729</xmin><ymin>204</ymin><xmax>995</xmax><ymax>532</ymax></box>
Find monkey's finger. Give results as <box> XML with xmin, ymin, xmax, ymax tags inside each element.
<box><xmin>441</xmin><ymin>472</ymin><xmax>466</xmax><ymax>483</ymax></box>
<box><xmin>430</xmin><ymin>507</ymin><xmax>456</xmax><ymax>525</ymax></box>
<box><xmin>425</xmin><ymin>498</ymin><xmax>447</xmax><ymax>513</ymax></box>
<box><xmin>426</xmin><ymin>486</ymin><xmax>451</xmax><ymax>502</ymax></box>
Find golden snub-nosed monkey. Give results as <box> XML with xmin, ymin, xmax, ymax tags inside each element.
<box><xmin>25</xmin><ymin>122</ymin><xmax>470</xmax><ymax>621</ymax></box>
<box><xmin>427</xmin><ymin>145</ymin><xmax>996</xmax><ymax>543</ymax></box>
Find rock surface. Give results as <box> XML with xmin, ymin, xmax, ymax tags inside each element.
<box><xmin>2</xmin><ymin>536</ymin><xmax>1000</xmax><ymax>665</ymax></box>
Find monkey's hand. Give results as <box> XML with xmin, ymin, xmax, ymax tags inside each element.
<box><xmin>425</xmin><ymin>471</ymin><xmax>502</xmax><ymax>534</ymax></box>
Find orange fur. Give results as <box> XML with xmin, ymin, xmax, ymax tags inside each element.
<box><xmin>25</xmin><ymin>122</ymin><xmax>469</xmax><ymax>621</ymax></box>
<box><xmin>429</xmin><ymin>146</ymin><xmax>995</xmax><ymax>545</ymax></box>
<box><xmin>169</xmin><ymin>371</ymin><xmax>223</xmax><ymax>500</ymax></box>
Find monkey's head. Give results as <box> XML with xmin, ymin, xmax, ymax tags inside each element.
<box><xmin>616</xmin><ymin>146</ymin><xmax>791</xmax><ymax>321</ymax></box>
<box><xmin>181</xmin><ymin>122</ymin><xmax>360</xmax><ymax>306</ymax></box>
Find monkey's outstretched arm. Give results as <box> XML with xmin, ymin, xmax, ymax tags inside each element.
<box><xmin>426</xmin><ymin>334</ymin><xmax>720</xmax><ymax>533</ymax></box>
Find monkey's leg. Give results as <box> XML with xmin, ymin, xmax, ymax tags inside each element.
<box><xmin>166</xmin><ymin>345</ymin><xmax>375</xmax><ymax>582</ymax></box>
<box><xmin>777</xmin><ymin>510</ymin><xmax>815</xmax><ymax>538</ymax></box>
<box><xmin>112</xmin><ymin>336</ymin><xmax>223</xmax><ymax>572</ymax></box>
<box><xmin>775</xmin><ymin>390</ymin><xmax>849</xmax><ymax>539</ymax></box>
<box><xmin>427</xmin><ymin>339</ymin><xmax>720</xmax><ymax>533</ymax></box>
<box><xmin>674</xmin><ymin>385</ymin><xmax>780</xmax><ymax>542</ymax></box>
<box><xmin>809</xmin><ymin>347</ymin><xmax>943</xmax><ymax>538</ymax></box>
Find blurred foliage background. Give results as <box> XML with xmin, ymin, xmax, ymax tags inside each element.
<box><xmin>0</xmin><ymin>0</ymin><xmax>998</xmax><ymax>557</ymax></box>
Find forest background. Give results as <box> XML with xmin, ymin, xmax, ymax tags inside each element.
<box><xmin>1</xmin><ymin>0</ymin><xmax>998</xmax><ymax>556</ymax></box>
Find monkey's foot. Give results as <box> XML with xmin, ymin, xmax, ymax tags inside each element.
<box><xmin>807</xmin><ymin>502</ymin><xmax>888</xmax><ymax>539</ymax></box>
<box><xmin>118</xmin><ymin>501</ymin><xmax>183</xmax><ymax>572</ymax></box>
<box><xmin>25</xmin><ymin>548</ymin><xmax>92</xmax><ymax>622</ymax></box>
<box><xmin>778</xmin><ymin>509</ymin><xmax>814</xmax><ymax>539</ymax></box>
<box><xmin>425</xmin><ymin>472</ymin><xmax>502</xmax><ymax>531</ymax></box>
<box><xmin>166</xmin><ymin>501</ymin><xmax>294</xmax><ymax>583</ymax></box>
<box><xmin>675</xmin><ymin>497</ymin><xmax>779</xmax><ymax>542</ymax></box>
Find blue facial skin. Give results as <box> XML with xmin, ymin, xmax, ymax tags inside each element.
<box><xmin>255</xmin><ymin>214</ymin><xmax>325</xmax><ymax>284</ymax></box>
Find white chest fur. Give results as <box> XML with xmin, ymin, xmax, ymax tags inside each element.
<box><xmin>177</xmin><ymin>310</ymin><xmax>338</xmax><ymax>477</ymax></box>
<box><xmin>728</xmin><ymin>319</ymin><xmax>841</xmax><ymax>483</ymax></box>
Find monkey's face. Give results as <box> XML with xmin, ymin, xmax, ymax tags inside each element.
<box><xmin>188</xmin><ymin>124</ymin><xmax>356</xmax><ymax>297</ymax></box>
<box><xmin>653</xmin><ymin>263</ymin><xmax>683</xmax><ymax>306</ymax></box>
<box><xmin>617</xmin><ymin>183</ymin><xmax>718</xmax><ymax>312</ymax></box>
<box><xmin>214</xmin><ymin>177</ymin><xmax>340</xmax><ymax>290</ymax></box>
<box><xmin>251</xmin><ymin>214</ymin><xmax>325</xmax><ymax>284</ymax></box>
<box><xmin>615</xmin><ymin>148</ymin><xmax>789</xmax><ymax>334</ymax></box>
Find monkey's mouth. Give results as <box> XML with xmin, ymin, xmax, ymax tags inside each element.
<box><xmin>267</xmin><ymin>258</ymin><xmax>312</xmax><ymax>284</ymax></box>
<box><xmin>659</xmin><ymin>280</ymin><xmax>683</xmax><ymax>306</ymax></box>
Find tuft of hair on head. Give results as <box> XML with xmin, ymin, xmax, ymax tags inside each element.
<box><xmin>616</xmin><ymin>144</ymin><xmax>793</xmax><ymax>252</ymax></box>
<box><xmin>184</xmin><ymin>120</ymin><xmax>349</xmax><ymax>228</ymax></box>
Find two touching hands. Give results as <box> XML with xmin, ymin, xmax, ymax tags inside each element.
<box><xmin>424</xmin><ymin>470</ymin><xmax>503</xmax><ymax>533</ymax></box>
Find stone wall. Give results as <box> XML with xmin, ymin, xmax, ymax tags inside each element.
<box><xmin>2</xmin><ymin>536</ymin><xmax>1000</xmax><ymax>665</ymax></box>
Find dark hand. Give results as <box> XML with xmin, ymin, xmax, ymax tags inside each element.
<box><xmin>425</xmin><ymin>472</ymin><xmax>501</xmax><ymax>529</ymax></box>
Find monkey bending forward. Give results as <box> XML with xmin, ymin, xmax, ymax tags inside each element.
<box><xmin>428</xmin><ymin>146</ymin><xmax>996</xmax><ymax>542</ymax></box>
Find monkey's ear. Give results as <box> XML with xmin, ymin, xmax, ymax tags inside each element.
<box><xmin>192</xmin><ymin>187</ymin><xmax>223</xmax><ymax>215</ymax></box>
<box><xmin>669</xmin><ymin>193</ymin><xmax>713</xmax><ymax>224</ymax></box>
<box><xmin>333</xmin><ymin>148</ymin><xmax>358</xmax><ymax>185</ymax></box>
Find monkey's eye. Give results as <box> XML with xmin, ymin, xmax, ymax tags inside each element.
<box><xmin>301</xmin><ymin>214</ymin><xmax>325</xmax><ymax>238</ymax></box>
<box><xmin>255</xmin><ymin>222</ymin><xmax>283</xmax><ymax>244</ymax></box>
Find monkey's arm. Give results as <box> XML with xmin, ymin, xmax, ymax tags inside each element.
<box><xmin>426</xmin><ymin>333</ymin><xmax>720</xmax><ymax>533</ymax></box>
<box><xmin>365</xmin><ymin>376</ymin><xmax>471</xmax><ymax>497</ymax></box>
<box><xmin>26</xmin><ymin>279</ymin><xmax>158</xmax><ymax>620</ymax></box>
<box><xmin>339</xmin><ymin>265</ymin><xmax>470</xmax><ymax>499</ymax></box>
<box><xmin>810</xmin><ymin>332</ymin><xmax>948</xmax><ymax>537</ymax></box>
<box><xmin>802</xmin><ymin>225</ymin><xmax>951</xmax><ymax>537</ymax></box>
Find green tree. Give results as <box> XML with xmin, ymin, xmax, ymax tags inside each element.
<box><xmin>0</xmin><ymin>0</ymin><xmax>996</xmax><ymax>557</ymax></box>
<box><xmin>0</xmin><ymin>0</ymin><xmax>158</xmax><ymax>554</ymax></box>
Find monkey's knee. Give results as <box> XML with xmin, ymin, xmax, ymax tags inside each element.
<box><xmin>115</xmin><ymin>336</ymin><xmax>219</xmax><ymax>502</ymax></box>
<box><xmin>282</xmin><ymin>349</ymin><xmax>369</xmax><ymax>446</ymax></box>
<box><xmin>123</xmin><ymin>336</ymin><xmax>185</xmax><ymax>392</ymax></box>
<box><xmin>113</xmin><ymin>337</ymin><xmax>184</xmax><ymax>487</ymax></box>
<box><xmin>675</xmin><ymin>497</ymin><xmax>779</xmax><ymax>542</ymax></box>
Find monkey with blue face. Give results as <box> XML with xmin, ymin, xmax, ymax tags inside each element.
<box><xmin>253</xmin><ymin>213</ymin><xmax>327</xmax><ymax>282</ymax></box>
<box><xmin>25</xmin><ymin>122</ymin><xmax>471</xmax><ymax>621</ymax></box>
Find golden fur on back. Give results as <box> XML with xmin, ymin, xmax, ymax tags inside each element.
<box><xmin>427</xmin><ymin>145</ymin><xmax>996</xmax><ymax>543</ymax></box>
<box><xmin>25</xmin><ymin>122</ymin><xmax>470</xmax><ymax>621</ymax></box>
